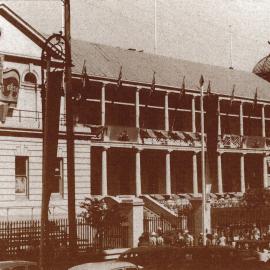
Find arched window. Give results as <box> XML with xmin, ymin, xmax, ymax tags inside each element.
<box><xmin>24</xmin><ymin>72</ymin><xmax>37</xmax><ymax>84</ymax></box>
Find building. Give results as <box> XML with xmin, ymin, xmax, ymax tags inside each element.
<box><xmin>1</xmin><ymin>4</ymin><xmax>270</xmax><ymax>221</ymax></box>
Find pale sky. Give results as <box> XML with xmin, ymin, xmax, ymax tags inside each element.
<box><xmin>1</xmin><ymin>0</ymin><xmax>270</xmax><ymax>72</ymax></box>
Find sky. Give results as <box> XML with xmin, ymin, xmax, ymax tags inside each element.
<box><xmin>1</xmin><ymin>0</ymin><xmax>270</xmax><ymax>72</ymax></box>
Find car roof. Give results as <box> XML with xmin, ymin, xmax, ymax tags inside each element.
<box><xmin>0</xmin><ymin>261</ymin><xmax>37</xmax><ymax>267</ymax></box>
<box><xmin>69</xmin><ymin>260</ymin><xmax>137</xmax><ymax>270</ymax></box>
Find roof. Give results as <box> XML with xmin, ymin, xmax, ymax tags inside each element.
<box><xmin>71</xmin><ymin>39</ymin><xmax>270</xmax><ymax>102</ymax></box>
<box><xmin>1</xmin><ymin>3</ymin><xmax>270</xmax><ymax>102</ymax></box>
<box><xmin>253</xmin><ymin>54</ymin><xmax>270</xmax><ymax>76</ymax></box>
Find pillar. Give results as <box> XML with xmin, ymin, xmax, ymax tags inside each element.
<box><xmin>165</xmin><ymin>150</ymin><xmax>171</xmax><ymax>195</ymax></box>
<box><xmin>192</xmin><ymin>96</ymin><xmax>196</xmax><ymax>133</ymax></box>
<box><xmin>101</xmin><ymin>83</ymin><xmax>106</xmax><ymax>126</ymax></box>
<box><xmin>217</xmin><ymin>152</ymin><xmax>223</xmax><ymax>193</ymax></box>
<box><xmin>262</xmin><ymin>104</ymin><xmax>266</xmax><ymax>137</ymax></box>
<box><xmin>120</xmin><ymin>197</ymin><xmax>144</xmax><ymax>248</ymax></box>
<box><xmin>240</xmin><ymin>153</ymin><xmax>245</xmax><ymax>193</ymax></box>
<box><xmin>240</xmin><ymin>102</ymin><xmax>243</xmax><ymax>136</ymax></box>
<box><xmin>101</xmin><ymin>147</ymin><xmax>109</xmax><ymax>196</ymax></box>
<box><xmin>217</xmin><ymin>98</ymin><xmax>221</xmax><ymax>136</ymax></box>
<box><xmin>135</xmin><ymin>87</ymin><xmax>140</xmax><ymax>128</ymax></box>
<box><xmin>192</xmin><ymin>151</ymin><xmax>198</xmax><ymax>194</ymax></box>
<box><xmin>135</xmin><ymin>148</ymin><xmax>142</xmax><ymax>196</ymax></box>
<box><xmin>263</xmin><ymin>154</ymin><xmax>268</xmax><ymax>188</ymax></box>
<box><xmin>165</xmin><ymin>92</ymin><xmax>169</xmax><ymax>131</ymax></box>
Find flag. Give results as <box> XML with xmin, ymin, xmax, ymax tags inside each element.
<box><xmin>230</xmin><ymin>84</ymin><xmax>235</xmax><ymax>107</ymax></box>
<box><xmin>112</xmin><ymin>66</ymin><xmax>122</xmax><ymax>104</ymax></box>
<box><xmin>199</xmin><ymin>75</ymin><xmax>204</xmax><ymax>87</ymax></box>
<box><xmin>117</xmin><ymin>65</ymin><xmax>123</xmax><ymax>89</ymax></box>
<box><xmin>150</xmin><ymin>71</ymin><xmax>156</xmax><ymax>93</ymax></box>
<box><xmin>170</xmin><ymin>76</ymin><xmax>186</xmax><ymax>131</ymax></box>
<box><xmin>253</xmin><ymin>88</ymin><xmax>258</xmax><ymax>112</ymax></box>
<box><xmin>141</xmin><ymin>71</ymin><xmax>156</xmax><ymax>127</ymax></box>
<box><xmin>206</xmin><ymin>80</ymin><xmax>211</xmax><ymax>96</ymax></box>
<box><xmin>81</xmin><ymin>60</ymin><xmax>87</xmax><ymax>89</ymax></box>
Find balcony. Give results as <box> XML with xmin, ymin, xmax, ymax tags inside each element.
<box><xmin>0</xmin><ymin>109</ymin><xmax>90</xmax><ymax>134</ymax></box>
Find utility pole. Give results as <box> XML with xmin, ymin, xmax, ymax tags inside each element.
<box><xmin>64</xmin><ymin>0</ymin><xmax>77</xmax><ymax>259</ymax></box>
<box><xmin>200</xmin><ymin>76</ymin><xmax>206</xmax><ymax>246</ymax></box>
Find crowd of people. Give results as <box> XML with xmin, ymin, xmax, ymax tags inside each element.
<box><xmin>139</xmin><ymin>223</ymin><xmax>270</xmax><ymax>250</ymax></box>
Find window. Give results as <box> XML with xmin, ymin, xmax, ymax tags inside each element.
<box><xmin>24</xmin><ymin>72</ymin><xmax>37</xmax><ymax>84</ymax></box>
<box><xmin>51</xmin><ymin>158</ymin><xmax>63</xmax><ymax>194</ymax></box>
<box><xmin>15</xmin><ymin>156</ymin><xmax>28</xmax><ymax>195</ymax></box>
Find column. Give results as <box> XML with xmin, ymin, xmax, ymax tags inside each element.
<box><xmin>101</xmin><ymin>147</ymin><xmax>109</xmax><ymax>196</ymax></box>
<box><xmin>217</xmin><ymin>152</ymin><xmax>223</xmax><ymax>193</ymax></box>
<box><xmin>240</xmin><ymin>153</ymin><xmax>245</xmax><ymax>193</ymax></box>
<box><xmin>217</xmin><ymin>98</ymin><xmax>221</xmax><ymax>136</ymax></box>
<box><xmin>101</xmin><ymin>83</ymin><xmax>106</xmax><ymax>126</ymax></box>
<box><xmin>165</xmin><ymin>150</ymin><xmax>171</xmax><ymax>195</ymax></box>
<box><xmin>192</xmin><ymin>151</ymin><xmax>198</xmax><ymax>194</ymax></box>
<box><xmin>262</xmin><ymin>105</ymin><xmax>266</xmax><ymax>137</ymax></box>
<box><xmin>165</xmin><ymin>92</ymin><xmax>169</xmax><ymax>131</ymax></box>
<box><xmin>192</xmin><ymin>96</ymin><xmax>196</xmax><ymax>133</ymax></box>
<box><xmin>263</xmin><ymin>154</ymin><xmax>268</xmax><ymax>188</ymax></box>
<box><xmin>240</xmin><ymin>102</ymin><xmax>244</xmax><ymax>136</ymax></box>
<box><xmin>135</xmin><ymin>148</ymin><xmax>142</xmax><ymax>196</ymax></box>
<box><xmin>135</xmin><ymin>87</ymin><xmax>140</xmax><ymax>128</ymax></box>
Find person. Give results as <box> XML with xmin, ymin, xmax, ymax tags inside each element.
<box><xmin>198</xmin><ymin>233</ymin><xmax>204</xmax><ymax>246</ymax></box>
<box><xmin>251</xmin><ymin>223</ymin><xmax>260</xmax><ymax>240</ymax></box>
<box><xmin>184</xmin><ymin>230</ymin><xmax>194</xmax><ymax>247</ymax></box>
<box><xmin>212</xmin><ymin>230</ymin><xmax>219</xmax><ymax>246</ymax></box>
<box><xmin>149</xmin><ymin>232</ymin><xmax>157</xmax><ymax>246</ymax></box>
<box><xmin>156</xmin><ymin>227</ymin><xmax>164</xmax><ymax>246</ymax></box>
<box><xmin>176</xmin><ymin>231</ymin><xmax>185</xmax><ymax>247</ymax></box>
<box><xmin>266</xmin><ymin>225</ymin><xmax>270</xmax><ymax>240</ymax></box>
<box><xmin>206</xmin><ymin>233</ymin><xmax>212</xmax><ymax>246</ymax></box>
<box><xmin>218</xmin><ymin>232</ymin><xmax>226</xmax><ymax>246</ymax></box>
<box><xmin>138</xmin><ymin>232</ymin><xmax>149</xmax><ymax>247</ymax></box>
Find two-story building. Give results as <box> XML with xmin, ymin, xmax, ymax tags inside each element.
<box><xmin>1</xmin><ymin>4</ymin><xmax>270</xmax><ymax>220</ymax></box>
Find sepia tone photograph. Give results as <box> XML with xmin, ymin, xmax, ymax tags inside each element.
<box><xmin>1</xmin><ymin>0</ymin><xmax>270</xmax><ymax>269</ymax></box>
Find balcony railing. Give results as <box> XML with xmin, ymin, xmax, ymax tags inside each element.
<box><xmin>218</xmin><ymin>134</ymin><xmax>269</xmax><ymax>149</ymax></box>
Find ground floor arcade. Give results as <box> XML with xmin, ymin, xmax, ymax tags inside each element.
<box><xmin>90</xmin><ymin>147</ymin><xmax>269</xmax><ymax>196</ymax></box>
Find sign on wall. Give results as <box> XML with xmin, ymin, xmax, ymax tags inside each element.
<box><xmin>0</xmin><ymin>55</ymin><xmax>20</xmax><ymax>104</ymax></box>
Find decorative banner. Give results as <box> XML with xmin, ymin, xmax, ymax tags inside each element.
<box><xmin>0</xmin><ymin>68</ymin><xmax>20</xmax><ymax>104</ymax></box>
<box><xmin>104</xmin><ymin>126</ymin><xmax>139</xmax><ymax>142</ymax></box>
<box><xmin>243</xmin><ymin>136</ymin><xmax>265</xmax><ymax>148</ymax></box>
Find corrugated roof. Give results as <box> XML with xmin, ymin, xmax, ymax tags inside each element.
<box><xmin>71</xmin><ymin>39</ymin><xmax>270</xmax><ymax>101</ymax></box>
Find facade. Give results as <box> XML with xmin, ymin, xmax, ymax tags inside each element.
<box><xmin>1</xmin><ymin>4</ymin><xmax>270</xmax><ymax>220</ymax></box>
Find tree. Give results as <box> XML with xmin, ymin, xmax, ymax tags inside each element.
<box><xmin>79</xmin><ymin>197</ymin><xmax>124</xmax><ymax>249</ymax></box>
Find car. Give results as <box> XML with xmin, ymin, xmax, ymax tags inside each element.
<box><xmin>119</xmin><ymin>246</ymin><xmax>270</xmax><ymax>270</ymax></box>
<box><xmin>68</xmin><ymin>260</ymin><xmax>140</xmax><ymax>270</ymax></box>
<box><xmin>0</xmin><ymin>260</ymin><xmax>38</xmax><ymax>270</ymax></box>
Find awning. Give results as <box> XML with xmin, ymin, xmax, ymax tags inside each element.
<box><xmin>140</xmin><ymin>129</ymin><xmax>156</xmax><ymax>139</ymax></box>
<box><xmin>170</xmin><ymin>131</ymin><xmax>186</xmax><ymax>140</ymax></box>
<box><xmin>154</xmin><ymin>130</ymin><xmax>168</xmax><ymax>139</ymax></box>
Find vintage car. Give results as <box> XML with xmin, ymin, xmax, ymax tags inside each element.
<box><xmin>119</xmin><ymin>246</ymin><xmax>270</xmax><ymax>270</ymax></box>
<box><xmin>0</xmin><ymin>260</ymin><xmax>38</xmax><ymax>270</ymax></box>
<box><xmin>68</xmin><ymin>260</ymin><xmax>139</xmax><ymax>270</ymax></box>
